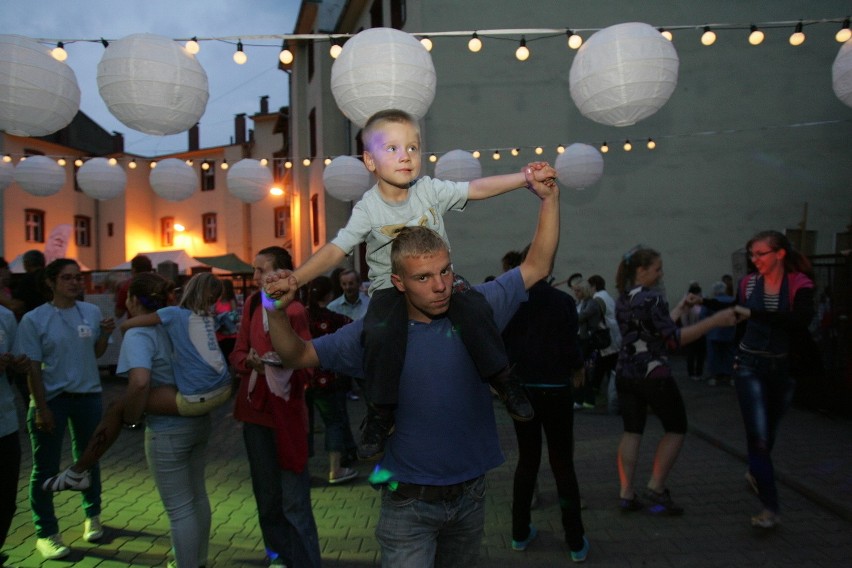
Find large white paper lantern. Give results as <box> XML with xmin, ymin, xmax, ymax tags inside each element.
<box><xmin>13</xmin><ymin>155</ymin><xmax>66</xmax><ymax>196</ymax></box>
<box><xmin>149</xmin><ymin>158</ymin><xmax>197</xmax><ymax>201</ymax></box>
<box><xmin>832</xmin><ymin>40</ymin><xmax>852</xmax><ymax>108</ymax></box>
<box><xmin>331</xmin><ymin>28</ymin><xmax>436</xmax><ymax>127</ymax></box>
<box><xmin>569</xmin><ymin>22</ymin><xmax>679</xmax><ymax>127</ymax></box>
<box><xmin>0</xmin><ymin>35</ymin><xmax>80</xmax><ymax>136</ymax></box>
<box><xmin>323</xmin><ymin>156</ymin><xmax>374</xmax><ymax>201</ymax></box>
<box><xmin>434</xmin><ymin>150</ymin><xmax>482</xmax><ymax>182</ymax></box>
<box><xmin>76</xmin><ymin>157</ymin><xmax>127</xmax><ymax>201</ymax></box>
<box><xmin>97</xmin><ymin>33</ymin><xmax>209</xmax><ymax>135</ymax></box>
<box><xmin>554</xmin><ymin>144</ymin><xmax>604</xmax><ymax>189</ymax></box>
<box><xmin>0</xmin><ymin>160</ymin><xmax>13</xmax><ymax>192</ymax></box>
<box><xmin>227</xmin><ymin>159</ymin><xmax>273</xmax><ymax>203</ymax></box>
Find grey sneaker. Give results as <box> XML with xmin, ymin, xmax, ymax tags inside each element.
<box><xmin>84</xmin><ymin>515</ymin><xmax>103</xmax><ymax>542</ymax></box>
<box><xmin>36</xmin><ymin>534</ymin><xmax>70</xmax><ymax>559</ymax></box>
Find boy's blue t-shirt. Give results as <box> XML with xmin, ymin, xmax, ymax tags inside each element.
<box><xmin>156</xmin><ymin>306</ymin><xmax>230</xmax><ymax>395</ymax></box>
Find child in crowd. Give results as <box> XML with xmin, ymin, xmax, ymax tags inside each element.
<box><xmin>265</xmin><ymin>108</ymin><xmax>557</xmax><ymax>459</ymax></box>
<box><xmin>43</xmin><ymin>272</ymin><xmax>232</xmax><ymax>491</ymax></box>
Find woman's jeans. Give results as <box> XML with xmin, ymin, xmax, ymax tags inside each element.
<box><xmin>511</xmin><ymin>386</ymin><xmax>585</xmax><ymax>550</ymax></box>
<box><xmin>733</xmin><ymin>352</ymin><xmax>795</xmax><ymax>513</ymax></box>
<box><xmin>0</xmin><ymin>431</ymin><xmax>21</xmax><ymax>548</ymax></box>
<box><xmin>242</xmin><ymin>422</ymin><xmax>321</xmax><ymax>568</ymax></box>
<box><xmin>146</xmin><ymin>417</ymin><xmax>212</xmax><ymax>568</ymax></box>
<box><xmin>310</xmin><ymin>388</ymin><xmax>357</xmax><ymax>454</ymax></box>
<box><xmin>27</xmin><ymin>394</ymin><xmax>102</xmax><ymax>538</ymax></box>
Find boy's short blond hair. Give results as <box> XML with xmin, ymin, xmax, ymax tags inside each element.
<box><xmin>361</xmin><ymin>109</ymin><xmax>420</xmax><ymax>149</ymax></box>
<box><xmin>390</xmin><ymin>226</ymin><xmax>449</xmax><ymax>276</ymax></box>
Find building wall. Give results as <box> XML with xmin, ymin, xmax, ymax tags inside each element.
<box><xmin>289</xmin><ymin>0</ymin><xmax>852</xmax><ymax>297</ymax></box>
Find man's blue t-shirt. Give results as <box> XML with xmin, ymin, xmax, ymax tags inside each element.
<box><xmin>313</xmin><ymin>267</ymin><xmax>527</xmax><ymax>485</ymax></box>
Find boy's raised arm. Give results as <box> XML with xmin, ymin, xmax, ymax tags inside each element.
<box><xmin>467</xmin><ymin>162</ymin><xmax>557</xmax><ymax>201</ymax></box>
<box><xmin>265</xmin><ymin>243</ymin><xmax>347</xmax><ymax>299</ymax></box>
<box><xmin>265</xmin><ymin>275</ymin><xmax>321</xmax><ymax>370</ymax></box>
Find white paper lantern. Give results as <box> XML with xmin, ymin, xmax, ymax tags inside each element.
<box><xmin>331</xmin><ymin>28</ymin><xmax>436</xmax><ymax>127</ymax></box>
<box><xmin>554</xmin><ymin>144</ymin><xmax>604</xmax><ymax>189</ymax></box>
<box><xmin>434</xmin><ymin>150</ymin><xmax>482</xmax><ymax>182</ymax></box>
<box><xmin>0</xmin><ymin>160</ymin><xmax>13</xmax><ymax>192</ymax></box>
<box><xmin>0</xmin><ymin>34</ymin><xmax>80</xmax><ymax>136</ymax></box>
<box><xmin>97</xmin><ymin>33</ymin><xmax>209</xmax><ymax>135</ymax></box>
<box><xmin>13</xmin><ymin>155</ymin><xmax>66</xmax><ymax>196</ymax></box>
<box><xmin>569</xmin><ymin>22</ymin><xmax>679</xmax><ymax>127</ymax></box>
<box><xmin>227</xmin><ymin>159</ymin><xmax>273</xmax><ymax>203</ymax></box>
<box><xmin>149</xmin><ymin>158</ymin><xmax>197</xmax><ymax>201</ymax></box>
<box><xmin>832</xmin><ymin>40</ymin><xmax>852</xmax><ymax>108</ymax></box>
<box><xmin>323</xmin><ymin>156</ymin><xmax>374</xmax><ymax>201</ymax></box>
<box><xmin>76</xmin><ymin>157</ymin><xmax>127</xmax><ymax>201</ymax></box>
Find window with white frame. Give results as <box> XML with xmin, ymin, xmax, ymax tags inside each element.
<box><xmin>74</xmin><ymin>215</ymin><xmax>91</xmax><ymax>247</ymax></box>
<box><xmin>25</xmin><ymin>209</ymin><xmax>45</xmax><ymax>243</ymax></box>
<box><xmin>202</xmin><ymin>212</ymin><xmax>217</xmax><ymax>243</ymax></box>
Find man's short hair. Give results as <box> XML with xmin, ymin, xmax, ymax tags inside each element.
<box><xmin>131</xmin><ymin>254</ymin><xmax>153</xmax><ymax>273</ymax></box>
<box><xmin>391</xmin><ymin>226</ymin><xmax>449</xmax><ymax>275</ymax></box>
<box><xmin>22</xmin><ymin>250</ymin><xmax>45</xmax><ymax>270</ymax></box>
<box><xmin>361</xmin><ymin>109</ymin><xmax>419</xmax><ymax>148</ymax></box>
<box><xmin>338</xmin><ymin>268</ymin><xmax>358</xmax><ymax>283</ymax></box>
<box><xmin>588</xmin><ymin>274</ymin><xmax>606</xmax><ymax>291</ymax></box>
<box><xmin>257</xmin><ymin>246</ymin><xmax>294</xmax><ymax>271</ymax></box>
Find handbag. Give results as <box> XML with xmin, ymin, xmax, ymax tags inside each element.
<box><xmin>590</xmin><ymin>298</ymin><xmax>612</xmax><ymax>350</ymax></box>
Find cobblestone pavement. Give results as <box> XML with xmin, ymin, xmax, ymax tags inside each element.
<box><xmin>3</xmin><ymin>358</ymin><xmax>850</xmax><ymax>567</ymax></box>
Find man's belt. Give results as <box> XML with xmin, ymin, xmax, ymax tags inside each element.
<box><xmin>391</xmin><ymin>475</ymin><xmax>483</xmax><ymax>503</ymax></box>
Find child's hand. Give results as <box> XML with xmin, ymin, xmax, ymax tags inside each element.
<box><xmin>100</xmin><ymin>317</ymin><xmax>116</xmax><ymax>335</ymax></box>
<box><xmin>263</xmin><ymin>269</ymin><xmax>294</xmax><ymax>299</ymax></box>
<box><xmin>523</xmin><ymin>162</ymin><xmax>558</xmax><ymax>198</ymax></box>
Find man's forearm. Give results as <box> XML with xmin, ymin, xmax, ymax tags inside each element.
<box><xmin>520</xmin><ymin>190</ymin><xmax>561</xmax><ymax>288</ymax></box>
<box><xmin>267</xmin><ymin>308</ymin><xmax>319</xmax><ymax>369</ymax></box>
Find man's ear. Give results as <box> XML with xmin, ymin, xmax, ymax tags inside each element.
<box><xmin>391</xmin><ymin>273</ymin><xmax>405</xmax><ymax>293</ymax></box>
<box><xmin>363</xmin><ymin>150</ymin><xmax>376</xmax><ymax>172</ymax></box>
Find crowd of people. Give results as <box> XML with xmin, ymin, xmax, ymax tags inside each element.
<box><xmin>0</xmin><ymin>107</ymin><xmax>819</xmax><ymax>568</ymax></box>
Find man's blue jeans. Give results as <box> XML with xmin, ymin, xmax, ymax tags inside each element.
<box><xmin>733</xmin><ymin>352</ymin><xmax>795</xmax><ymax>513</ymax></box>
<box><xmin>27</xmin><ymin>394</ymin><xmax>102</xmax><ymax>538</ymax></box>
<box><xmin>376</xmin><ymin>475</ymin><xmax>486</xmax><ymax>568</ymax></box>
<box><xmin>242</xmin><ymin>422</ymin><xmax>321</xmax><ymax>568</ymax></box>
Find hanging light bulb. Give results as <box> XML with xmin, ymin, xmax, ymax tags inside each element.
<box><xmin>428</xmin><ymin>153</ymin><xmax>437</xmax><ymax>163</ymax></box>
<box><xmin>270</xmin><ymin>186</ymin><xmax>284</xmax><ymax>196</ymax></box>
<box><xmin>510</xmin><ymin>148</ymin><xmax>519</xmax><ymax>157</ymax></box>
<box><xmin>836</xmin><ymin>18</ymin><xmax>852</xmax><ymax>43</ymax></box>
<box><xmin>748</xmin><ymin>25</ymin><xmax>765</xmax><ymax>46</ymax></box>
<box><xmin>57</xmin><ymin>158</ymin><xmax>67</xmax><ymax>166</ymax></box>
<box><xmin>233</xmin><ymin>41</ymin><xmax>247</xmax><ymax>64</ymax></box>
<box><xmin>468</xmin><ymin>33</ymin><xmax>482</xmax><ymax>53</ymax></box>
<box><xmin>279</xmin><ymin>40</ymin><xmax>294</xmax><ymax>65</ymax></box>
<box><xmin>789</xmin><ymin>22</ymin><xmax>805</xmax><ymax>46</ymax></box>
<box><xmin>515</xmin><ymin>37</ymin><xmax>530</xmax><ymax>61</ymax></box>
<box><xmin>556</xmin><ymin>145</ymin><xmax>565</xmax><ymax>154</ymax></box>
<box><xmin>2</xmin><ymin>155</ymin><xmax>11</xmax><ymax>163</ymax></box>
<box><xmin>74</xmin><ymin>158</ymin><xmax>83</xmax><ymax>167</ymax></box>
<box><xmin>149</xmin><ymin>161</ymin><xmax>157</xmax><ymax>169</ymax></box>
<box><xmin>109</xmin><ymin>157</ymin><xmax>118</xmax><ymax>166</ymax></box>
<box><xmin>492</xmin><ymin>150</ymin><xmax>501</xmax><ymax>161</ymax></box>
<box><xmin>534</xmin><ymin>146</ymin><xmax>544</xmax><ymax>155</ymax></box>
<box><xmin>701</xmin><ymin>26</ymin><xmax>717</xmax><ymax>46</ymax></box>
<box><xmin>323</xmin><ymin>157</ymin><xmax>332</xmax><ymax>166</ymax></box>
<box><xmin>659</xmin><ymin>28</ymin><xmax>673</xmax><ymax>41</ymax></box>
<box><xmin>623</xmin><ymin>140</ymin><xmax>633</xmax><ymax>152</ymax></box>
<box><xmin>284</xmin><ymin>160</ymin><xmax>293</xmax><ymax>169</ymax></box>
<box><xmin>201</xmin><ymin>161</ymin><xmax>210</xmax><ymax>171</ymax></box>
<box><xmin>566</xmin><ymin>30</ymin><xmax>583</xmax><ymax>49</ymax></box>
<box><xmin>185</xmin><ymin>159</ymin><xmax>193</xmax><ymax>166</ymax></box>
<box><xmin>420</xmin><ymin>36</ymin><xmax>433</xmax><ymax>51</ymax></box>
<box><xmin>260</xmin><ymin>158</ymin><xmax>269</xmax><ymax>166</ymax></box>
<box><xmin>471</xmin><ymin>150</ymin><xmax>481</xmax><ymax>159</ymax></box>
<box><xmin>647</xmin><ymin>138</ymin><xmax>656</xmax><ymax>150</ymax></box>
<box><xmin>51</xmin><ymin>41</ymin><xmax>68</xmax><ymax>62</ymax></box>
<box><xmin>185</xmin><ymin>36</ymin><xmax>200</xmax><ymax>54</ymax></box>
<box><xmin>128</xmin><ymin>159</ymin><xmax>137</xmax><ymax>169</ymax></box>
<box><xmin>302</xmin><ymin>158</ymin><xmax>312</xmax><ymax>166</ymax></box>
<box><xmin>600</xmin><ymin>142</ymin><xmax>609</xmax><ymax>154</ymax></box>
<box><xmin>220</xmin><ymin>159</ymin><xmax>229</xmax><ymax>170</ymax></box>
<box><xmin>329</xmin><ymin>37</ymin><xmax>342</xmax><ymax>59</ymax></box>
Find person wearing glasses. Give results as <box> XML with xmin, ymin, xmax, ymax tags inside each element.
<box><xmin>732</xmin><ymin>231</ymin><xmax>814</xmax><ymax>529</ymax></box>
<box><xmin>13</xmin><ymin>259</ymin><xmax>115</xmax><ymax>560</ymax></box>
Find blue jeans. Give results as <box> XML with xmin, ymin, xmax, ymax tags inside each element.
<box><xmin>376</xmin><ymin>475</ymin><xmax>486</xmax><ymax>568</ymax></box>
<box><xmin>242</xmin><ymin>422</ymin><xmax>321</xmax><ymax>568</ymax></box>
<box><xmin>27</xmin><ymin>394</ymin><xmax>102</xmax><ymax>538</ymax></box>
<box><xmin>145</xmin><ymin>417</ymin><xmax>212</xmax><ymax>568</ymax></box>
<box><xmin>310</xmin><ymin>388</ymin><xmax>357</xmax><ymax>454</ymax></box>
<box><xmin>733</xmin><ymin>352</ymin><xmax>795</xmax><ymax>513</ymax></box>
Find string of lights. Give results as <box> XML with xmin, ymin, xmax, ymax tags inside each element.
<box><xmin>4</xmin><ymin>118</ymin><xmax>848</xmax><ymax>170</ymax></box>
<box><xmin>35</xmin><ymin>17</ymin><xmax>852</xmax><ymax>65</ymax></box>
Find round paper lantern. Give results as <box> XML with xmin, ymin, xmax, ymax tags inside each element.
<box><xmin>554</xmin><ymin>144</ymin><xmax>604</xmax><ymax>189</ymax></box>
<box><xmin>149</xmin><ymin>158</ymin><xmax>197</xmax><ymax>201</ymax></box>
<box><xmin>76</xmin><ymin>157</ymin><xmax>127</xmax><ymax>200</ymax></box>
<box><xmin>0</xmin><ymin>160</ymin><xmax>13</xmax><ymax>192</ymax></box>
<box><xmin>0</xmin><ymin>34</ymin><xmax>80</xmax><ymax>136</ymax></box>
<box><xmin>569</xmin><ymin>22</ymin><xmax>679</xmax><ymax>127</ymax></box>
<box><xmin>832</xmin><ymin>40</ymin><xmax>852</xmax><ymax>108</ymax></box>
<box><xmin>323</xmin><ymin>156</ymin><xmax>374</xmax><ymax>201</ymax></box>
<box><xmin>227</xmin><ymin>159</ymin><xmax>273</xmax><ymax>203</ymax></box>
<box><xmin>434</xmin><ymin>149</ymin><xmax>482</xmax><ymax>182</ymax></box>
<box><xmin>13</xmin><ymin>155</ymin><xmax>66</xmax><ymax>196</ymax></box>
<box><xmin>331</xmin><ymin>28</ymin><xmax>436</xmax><ymax>127</ymax></box>
<box><xmin>97</xmin><ymin>33</ymin><xmax>209</xmax><ymax>135</ymax></box>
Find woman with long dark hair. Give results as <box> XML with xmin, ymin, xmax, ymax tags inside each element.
<box><xmin>613</xmin><ymin>246</ymin><xmax>736</xmax><ymax>516</ymax></box>
<box><xmin>733</xmin><ymin>230</ymin><xmax>814</xmax><ymax>529</ymax></box>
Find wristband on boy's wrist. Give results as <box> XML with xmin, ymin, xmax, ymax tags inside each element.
<box><xmin>261</xmin><ymin>290</ymin><xmax>285</xmax><ymax>311</ymax></box>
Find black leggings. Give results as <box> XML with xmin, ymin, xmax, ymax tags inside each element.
<box><xmin>616</xmin><ymin>365</ymin><xmax>688</xmax><ymax>434</ymax></box>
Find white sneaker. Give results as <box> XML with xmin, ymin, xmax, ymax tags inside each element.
<box><xmin>84</xmin><ymin>515</ymin><xmax>103</xmax><ymax>542</ymax></box>
<box><xmin>36</xmin><ymin>534</ymin><xmax>70</xmax><ymax>559</ymax></box>
<box><xmin>42</xmin><ymin>467</ymin><xmax>91</xmax><ymax>491</ymax></box>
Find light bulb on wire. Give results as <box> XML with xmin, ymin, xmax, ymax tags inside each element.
<box><xmin>128</xmin><ymin>159</ymin><xmax>137</xmax><ymax>169</ymax></box>
<box><xmin>51</xmin><ymin>42</ymin><xmax>67</xmax><ymax>61</ymax></box>
<box><xmin>748</xmin><ymin>25</ymin><xmax>765</xmax><ymax>46</ymax></box>
<box><xmin>535</xmin><ymin>146</ymin><xmax>543</xmax><ymax>155</ymax></box>
<box><xmin>472</xmin><ymin>150</ymin><xmax>481</xmax><ymax>159</ymax></box>
<box><xmin>659</xmin><ymin>28</ymin><xmax>673</xmax><ymax>41</ymax></box>
<box><xmin>647</xmin><ymin>138</ymin><xmax>656</xmax><ymax>150</ymax></box>
<box><xmin>701</xmin><ymin>26</ymin><xmax>716</xmax><ymax>46</ymax></box>
<box><xmin>515</xmin><ymin>37</ymin><xmax>530</xmax><ymax>61</ymax></box>
<box><xmin>600</xmin><ymin>142</ymin><xmax>609</xmax><ymax>154</ymax></box>
<box><xmin>420</xmin><ymin>36</ymin><xmax>433</xmax><ymax>51</ymax></box>
<box><xmin>233</xmin><ymin>40</ymin><xmax>247</xmax><ymax>64</ymax></box>
<box><xmin>428</xmin><ymin>154</ymin><xmax>437</xmax><ymax>163</ymax></box>
<box><xmin>566</xmin><ymin>30</ymin><xmax>583</xmax><ymax>49</ymax></box>
<box><xmin>789</xmin><ymin>22</ymin><xmax>805</xmax><ymax>46</ymax></box>
<box><xmin>468</xmin><ymin>33</ymin><xmax>482</xmax><ymax>53</ymax></box>
<box><xmin>492</xmin><ymin>150</ymin><xmax>501</xmax><ymax>161</ymax></box>
<box><xmin>279</xmin><ymin>40</ymin><xmax>293</xmax><ymax>65</ymax></box>
<box><xmin>623</xmin><ymin>140</ymin><xmax>633</xmax><ymax>152</ymax></box>
<box><xmin>836</xmin><ymin>19</ymin><xmax>852</xmax><ymax>43</ymax></box>
<box><xmin>185</xmin><ymin>36</ymin><xmax>200</xmax><ymax>54</ymax></box>
<box><xmin>556</xmin><ymin>145</ymin><xmax>565</xmax><ymax>154</ymax></box>
<box><xmin>329</xmin><ymin>38</ymin><xmax>342</xmax><ymax>59</ymax></box>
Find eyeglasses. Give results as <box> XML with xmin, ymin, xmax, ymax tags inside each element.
<box><xmin>58</xmin><ymin>274</ymin><xmax>85</xmax><ymax>282</ymax></box>
<box><xmin>748</xmin><ymin>249</ymin><xmax>776</xmax><ymax>259</ymax></box>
